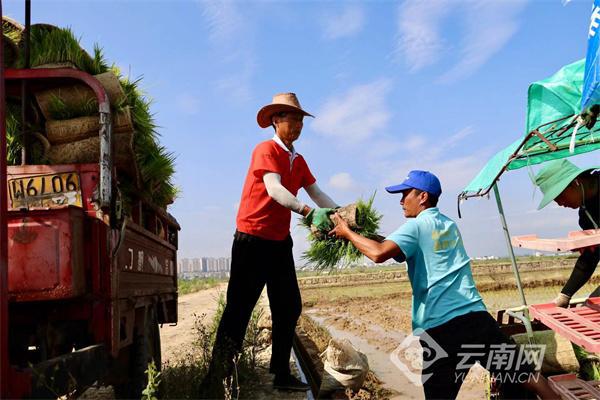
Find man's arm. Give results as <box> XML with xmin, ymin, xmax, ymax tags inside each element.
<box><xmin>329</xmin><ymin>214</ymin><xmax>404</xmax><ymax>263</ymax></box>
<box><xmin>561</xmin><ymin>247</ymin><xmax>600</xmax><ymax>297</ymax></box>
<box><xmin>263</xmin><ymin>172</ymin><xmax>309</xmax><ymax>215</ymax></box>
<box><xmin>305</xmin><ymin>183</ymin><xmax>338</xmax><ymax>208</ymax></box>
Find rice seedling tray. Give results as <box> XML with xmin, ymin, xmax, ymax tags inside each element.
<box><xmin>529</xmin><ymin>297</ymin><xmax>600</xmax><ymax>353</ymax></box>
<box><xmin>511</xmin><ymin>229</ymin><xmax>600</xmax><ymax>252</ymax></box>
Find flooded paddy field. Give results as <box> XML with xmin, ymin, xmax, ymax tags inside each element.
<box><xmin>299</xmin><ymin>259</ymin><xmax>597</xmax><ymax>399</ymax></box>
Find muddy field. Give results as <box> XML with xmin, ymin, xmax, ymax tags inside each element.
<box><xmin>299</xmin><ymin>259</ymin><xmax>598</xmax><ymax>399</ymax></box>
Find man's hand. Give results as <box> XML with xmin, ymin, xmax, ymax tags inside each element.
<box><xmin>554</xmin><ymin>293</ymin><xmax>571</xmax><ymax>308</ymax></box>
<box><xmin>329</xmin><ymin>213</ymin><xmax>352</xmax><ymax>240</ymax></box>
<box><xmin>305</xmin><ymin>208</ymin><xmax>335</xmax><ymax>231</ymax></box>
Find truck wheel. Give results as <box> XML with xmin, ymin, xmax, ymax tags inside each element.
<box><xmin>114</xmin><ymin>307</ymin><xmax>162</xmax><ymax>399</ymax></box>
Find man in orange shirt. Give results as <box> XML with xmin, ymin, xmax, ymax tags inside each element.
<box><xmin>204</xmin><ymin>93</ymin><xmax>338</xmax><ymax>394</ymax></box>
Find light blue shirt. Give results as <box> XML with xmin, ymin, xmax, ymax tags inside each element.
<box><xmin>386</xmin><ymin>207</ymin><xmax>486</xmax><ymax>331</ymax></box>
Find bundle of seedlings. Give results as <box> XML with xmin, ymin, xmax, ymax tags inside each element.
<box><xmin>5</xmin><ymin>100</ymin><xmax>47</xmax><ymax>165</ymax></box>
<box><xmin>2</xmin><ymin>19</ymin><xmax>178</xmax><ymax>209</ymax></box>
<box><xmin>302</xmin><ymin>194</ymin><xmax>382</xmax><ymax>269</ymax></box>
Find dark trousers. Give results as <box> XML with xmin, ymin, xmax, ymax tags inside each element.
<box><xmin>420</xmin><ymin>311</ymin><xmax>536</xmax><ymax>400</ymax></box>
<box><xmin>208</xmin><ymin>231</ymin><xmax>302</xmax><ymax>378</ymax></box>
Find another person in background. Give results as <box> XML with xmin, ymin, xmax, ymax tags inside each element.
<box><xmin>534</xmin><ymin>159</ymin><xmax>600</xmax><ymax>307</ymax></box>
<box><xmin>329</xmin><ymin>170</ymin><xmax>558</xmax><ymax>399</ymax></box>
<box><xmin>203</xmin><ymin>93</ymin><xmax>338</xmax><ymax>395</ymax></box>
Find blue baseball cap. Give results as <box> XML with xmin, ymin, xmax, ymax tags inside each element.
<box><xmin>385</xmin><ymin>170</ymin><xmax>442</xmax><ymax>197</ymax></box>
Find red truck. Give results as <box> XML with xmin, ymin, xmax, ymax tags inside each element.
<box><xmin>0</xmin><ymin>8</ymin><xmax>179</xmax><ymax>398</ymax></box>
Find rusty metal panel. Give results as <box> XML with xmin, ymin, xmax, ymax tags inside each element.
<box><xmin>0</xmin><ymin>14</ymin><xmax>8</xmax><ymax>398</ymax></box>
<box><xmin>98</xmin><ymin>111</ymin><xmax>112</xmax><ymax>209</ymax></box>
<box><xmin>116</xmin><ymin>221</ymin><xmax>177</xmax><ymax>296</ymax></box>
<box><xmin>30</xmin><ymin>344</ymin><xmax>109</xmax><ymax>398</ymax></box>
<box><xmin>8</xmin><ymin>207</ymin><xmax>85</xmax><ymax>301</ymax></box>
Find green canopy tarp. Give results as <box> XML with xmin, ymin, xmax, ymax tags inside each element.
<box><xmin>460</xmin><ymin>59</ymin><xmax>600</xmax><ymax>198</ymax></box>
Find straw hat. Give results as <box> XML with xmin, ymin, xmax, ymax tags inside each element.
<box><xmin>256</xmin><ymin>92</ymin><xmax>314</xmax><ymax>128</ymax></box>
<box><xmin>534</xmin><ymin>159</ymin><xmax>599</xmax><ymax>209</ymax></box>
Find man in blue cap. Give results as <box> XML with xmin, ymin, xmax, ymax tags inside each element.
<box><xmin>534</xmin><ymin>159</ymin><xmax>600</xmax><ymax>307</ymax></box>
<box><xmin>329</xmin><ymin>170</ymin><xmax>557</xmax><ymax>399</ymax></box>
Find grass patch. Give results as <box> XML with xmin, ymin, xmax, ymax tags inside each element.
<box><xmin>177</xmin><ymin>278</ymin><xmax>222</xmax><ymax>296</ymax></box>
<box><xmin>160</xmin><ymin>293</ymin><xmax>264</xmax><ymax>399</ymax></box>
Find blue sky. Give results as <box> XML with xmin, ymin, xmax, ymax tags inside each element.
<box><xmin>5</xmin><ymin>0</ymin><xmax>600</xmax><ymax>263</ymax></box>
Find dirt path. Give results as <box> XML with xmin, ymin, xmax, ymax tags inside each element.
<box><xmin>160</xmin><ymin>283</ymin><xmax>228</xmax><ymax>363</ymax></box>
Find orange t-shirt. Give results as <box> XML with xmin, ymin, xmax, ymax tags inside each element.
<box><xmin>236</xmin><ymin>140</ymin><xmax>316</xmax><ymax>240</ymax></box>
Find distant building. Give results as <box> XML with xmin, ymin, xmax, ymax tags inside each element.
<box><xmin>472</xmin><ymin>255</ymin><xmax>499</xmax><ymax>261</ymax></box>
<box><xmin>177</xmin><ymin>256</ymin><xmax>232</xmax><ymax>279</ymax></box>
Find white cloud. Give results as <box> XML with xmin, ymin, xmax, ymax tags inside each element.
<box><xmin>322</xmin><ymin>6</ymin><xmax>365</xmax><ymax>40</ymax></box>
<box><xmin>201</xmin><ymin>1</ymin><xmax>244</xmax><ymax>44</ymax></box>
<box><xmin>370</xmin><ymin>126</ymin><xmax>473</xmax><ymax>165</ymax></box>
<box><xmin>329</xmin><ymin>172</ymin><xmax>356</xmax><ymax>191</ymax></box>
<box><xmin>395</xmin><ymin>0</ymin><xmax>451</xmax><ymax>71</ymax></box>
<box><xmin>438</xmin><ymin>0</ymin><xmax>527</xmax><ymax>83</ymax></box>
<box><xmin>216</xmin><ymin>61</ymin><xmax>256</xmax><ymax>104</ymax></box>
<box><xmin>311</xmin><ymin>80</ymin><xmax>392</xmax><ymax>143</ymax></box>
<box><xmin>176</xmin><ymin>94</ymin><xmax>201</xmax><ymax>115</ymax></box>
<box><xmin>199</xmin><ymin>1</ymin><xmax>256</xmax><ymax>103</ymax></box>
<box><xmin>395</xmin><ymin>0</ymin><xmax>526</xmax><ymax>81</ymax></box>
<box><xmin>381</xmin><ymin>153</ymin><xmax>488</xmax><ymax>194</ymax></box>
<box><xmin>405</xmin><ymin>136</ymin><xmax>427</xmax><ymax>151</ymax></box>
<box><xmin>446</xmin><ymin>126</ymin><xmax>474</xmax><ymax>148</ymax></box>
<box><xmin>365</xmin><ymin>128</ymin><xmax>490</xmax><ymax>195</ymax></box>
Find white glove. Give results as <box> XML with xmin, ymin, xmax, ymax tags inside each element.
<box><xmin>554</xmin><ymin>293</ymin><xmax>571</xmax><ymax>308</ymax></box>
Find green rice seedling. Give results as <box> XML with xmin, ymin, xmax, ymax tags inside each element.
<box><xmin>24</xmin><ymin>25</ymin><xmax>109</xmax><ymax>75</ymax></box>
<box><xmin>85</xmin><ymin>44</ymin><xmax>110</xmax><ymax>75</ymax></box>
<box><xmin>9</xmin><ymin>23</ymin><xmax>177</xmax><ymax>208</ymax></box>
<box><xmin>5</xmin><ymin>101</ymin><xmax>46</xmax><ymax>165</ymax></box>
<box><xmin>6</xmin><ymin>102</ymin><xmax>23</xmax><ymax>165</ymax></box>
<box><xmin>119</xmin><ymin>76</ymin><xmax>158</xmax><ymax>139</ymax></box>
<box><xmin>26</xmin><ymin>25</ymin><xmax>85</xmax><ymax>68</ymax></box>
<box><xmin>101</xmin><ymin>73</ymin><xmax>178</xmax><ymax>207</ymax></box>
<box><xmin>573</xmin><ymin>344</ymin><xmax>600</xmax><ymax>380</ymax></box>
<box><xmin>47</xmin><ymin>95</ymin><xmax>97</xmax><ymax>120</ymax></box>
<box><xmin>302</xmin><ymin>193</ymin><xmax>382</xmax><ymax>269</ymax></box>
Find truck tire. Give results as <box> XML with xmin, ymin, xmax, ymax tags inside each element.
<box><xmin>114</xmin><ymin>307</ymin><xmax>161</xmax><ymax>399</ymax></box>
